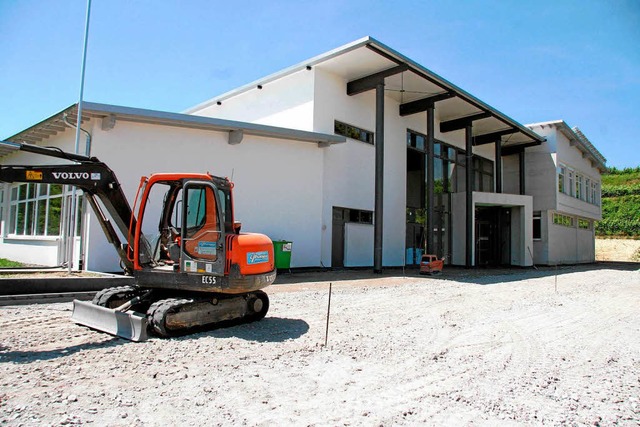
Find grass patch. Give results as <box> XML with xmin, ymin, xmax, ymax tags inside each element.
<box><xmin>0</xmin><ymin>258</ymin><xmax>24</xmax><ymax>268</ymax></box>
<box><xmin>599</xmin><ymin>169</ymin><xmax>640</xmax><ymax>238</ymax></box>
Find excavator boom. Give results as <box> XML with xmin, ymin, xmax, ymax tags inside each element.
<box><xmin>0</xmin><ymin>141</ymin><xmax>148</xmax><ymax>271</ymax></box>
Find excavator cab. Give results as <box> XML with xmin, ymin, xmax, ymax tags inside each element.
<box><xmin>132</xmin><ymin>174</ymin><xmax>229</xmax><ymax>279</ymax></box>
<box><xmin>129</xmin><ymin>173</ymin><xmax>275</xmax><ymax>294</ymax></box>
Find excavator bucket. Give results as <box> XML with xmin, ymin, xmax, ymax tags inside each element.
<box><xmin>71</xmin><ymin>300</ymin><xmax>149</xmax><ymax>342</ymax></box>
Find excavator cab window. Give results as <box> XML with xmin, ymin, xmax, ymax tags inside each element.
<box><xmin>180</xmin><ymin>183</ymin><xmax>222</xmax><ymax>264</ymax></box>
<box><xmin>184</xmin><ymin>187</ymin><xmax>207</xmax><ymax>236</ymax></box>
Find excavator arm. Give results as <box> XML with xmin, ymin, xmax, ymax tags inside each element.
<box><xmin>0</xmin><ymin>141</ymin><xmax>147</xmax><ymax>272</ymax></box>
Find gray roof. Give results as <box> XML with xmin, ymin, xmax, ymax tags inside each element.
<box><xmin>187</xmin><ymin>36</ymin><xmax>545</xmax><ymax>148</ymax></box>
<box><xmin>2</xmin><ymin>102</ymin><xmax>344</xmax><ymax>155</ymax></box>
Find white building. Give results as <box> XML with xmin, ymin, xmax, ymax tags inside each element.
<box><xmin>525</xmin><ymin>121</ymin><xmax>606</xmax><ymax>265</ymax></box>
<box><xmin>0</xmin><ymin>37</ymin><xmax>605</xmax><ymax>271</ymax></box>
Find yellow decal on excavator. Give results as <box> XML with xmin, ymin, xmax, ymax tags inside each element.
<box><xmin>26</xmin><ymin>170</ymin><xmax>43</xmax><ymax>180</ymax></box>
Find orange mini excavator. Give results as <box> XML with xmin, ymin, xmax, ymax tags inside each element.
<box><xmin>0</xmin><ymin>141</ymin><xmax>276</xmax><ymax>341</ymax></box>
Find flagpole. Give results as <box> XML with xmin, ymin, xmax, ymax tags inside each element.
<box><xmin>67</xmin><ymin>0</ymin><xmax>92</xmax><ymax>273</ymax></box>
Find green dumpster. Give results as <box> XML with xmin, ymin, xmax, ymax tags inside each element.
<box><xmin>273</xmin><ymin>240</ymin><xmax>293</xmax><ymax>269</ymax></box>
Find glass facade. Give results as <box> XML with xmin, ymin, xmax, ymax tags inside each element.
<box><xmin>7</xmin><ymin>183</ymin><xmax>63</xmax><ymax>237</ymax></box>
<box><xmin>406</xmin><ymin>129</ymin><xmax>494</xmax><ymax>264</ymax></box>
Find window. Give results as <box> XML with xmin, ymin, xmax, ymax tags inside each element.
<box><xmin>474</xmin><ymin>156</ymin><xmax>494</xmax><ymax>192</ymax></box>
<box><xmin>553</xmin><ymin>213</ymin><xmax>574</xmax><ymax>228</ymax></box>
<box><xmin>406</xmin><ymin>130</ymin><xmax>492</xmax><ymax>194</ymax></box>
<box><xmin>576</xmin><ymin>174</ymin><xmax>583</xmax><ymax>200</ymax></box>
<box><xmin>184</xmin><ymin>186</ymin><xmax>208</xmax><ymax>237</ymax></box>
<box><xmin>407</xmin><ymin>132</ymin><xmax>425</xmax><ymax>151</ymax></box>
<box><xmin>533</xmin><ymin>211</ymin><xmax>542</xmax><ymax>240</ymax></box>
<box><xmin>348</xmin><ymin>208</ymin><xmax>373</xmax><ymax>224</ymax></box>
<box><xmin>8</xmin><ymin>183</ymin><xmax>63</xmax><ymax>237</ymax></box>
<box><xmin>568</xmin><ymin>170</ymin><xmax>575</xmax><ymax>197</ymax></box>
<box><xmin>559</xmin><ymin>164</ymin><xmax>601</xmax><ymax>206</ymax></box>
<box><xmin>558</xmin><ymin>166</ymin><xmax>566</xmax><ymax>194</ymax></box>
<box><xmin>578</xmin><ymin>219</ymin><xmax>591</xmax><ymax>230</ymax></box>
<box><xmin>335</xmin><ymin>120</ymin><xmax>374</xmax><ymax>145</ymax></box>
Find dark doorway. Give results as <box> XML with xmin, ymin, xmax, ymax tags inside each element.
<box><xmin>332</xmin><ymin>207</ymin><xmax>348</xmax><ymax>268</ymax></box>
<box><xmin>475</xmin><ymin>207</ymin><xmax>511</xmax><ymax>266</ymax></box>
<box><xmin>405</xmin><ymin>147</ymin><xmax>425</xmax><ymax>265</ymax></box>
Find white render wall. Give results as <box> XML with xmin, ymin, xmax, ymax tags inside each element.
<box><xmin>524</xmin><ymin>142</ymin><xmax>558</xmax><ymax>212</ymax></box>
<box><xmin>532</xmin><ymin>126</ymin><xmax>602</xmax><ymax>220</ymax></box>
<box><xmin>547</xmin><ymin>219</ymin><xmax>596</xmax><ymax>264</ymax></box>
<box><xmin>523</xmin><ymin>124</ymin><xmax>602</xmax><ymax>265</ymax></box>
<box><xmin>191</xmin><ymin>69</ymin><xmax>316</xmax><ymax>132</ymax></box>
<box><xmin>0</xmin><ymin>119</ymin><xmax>327</xmax><ymax>271</ymax></box>
<box><xmin>91</xmin><ymin>120</ymin><xmax>326</xmax><ymax>271</ymax></box>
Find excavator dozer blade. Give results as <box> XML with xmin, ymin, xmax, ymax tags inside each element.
<box><xmin>71</xmin><ymin>299</ymin><xmax>149</xmax><ymax>342</ymax></box>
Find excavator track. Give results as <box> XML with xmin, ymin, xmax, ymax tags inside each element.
<box><xmin>92</xmin><ymin>286</ymin><xmax>143</xmax><ymax>308</ymax></box>
<box><xmin>146</xmin><ymin>291</ymin><xmax>269</xmax><ymax>337</ymax></box>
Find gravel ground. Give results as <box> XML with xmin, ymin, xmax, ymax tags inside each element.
<box><xmin>1</xmin><ymin>264</ymin><xmax>639</xmax><ymax>426</ymax></box>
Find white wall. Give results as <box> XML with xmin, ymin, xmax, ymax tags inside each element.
<box><xmin>525</xmin><ymin>141</ymin><xmax>558</xmax><ymax>211</ymax></box>
<box><xmin>547</xmin><ymin>220</ymin><xmax>595</xmax><ymax>265</ymax></box>
<box><xmin>192</xmin><ymin>69</ymin><xmax>316</xmax><ymax>132</ymax></box>
<box><xmin>533</xmin><ymin>211</ymin><xmax>550</xmax><ymax>265</ymax></box>
<box><xmin>91</xmin><ymin>120</ymin><xmax>325</xmax><ymax>271</ymax></box>
<box><xmin>344</xmin><ymin>223</ymin><xmax>374</xmax><ymax>267</ymax></box>
<box><xmin>0</xmin><ymin>118</ymin><xmax>327</xmax><ymax>271</ymax></box>
<box><xmin>502</xmin><ymin>154</ymin><xmax>521</xmax><ymax>195</ymax></box>
<box><xmin>533</xmin><ymin>126</ymin><xmax>602</xmax><ymax>220</ymax></box>
<box><xmin>0</xmin><ymin>239</ymin><xmax>60</xmax><ymax>266</ymax></box>
<box><xmin>314</xmin><ymin>68</ymin><xmax>439</xmax><ymax>267</ymax></box>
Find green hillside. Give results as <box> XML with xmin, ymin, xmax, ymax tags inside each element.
<box><xmin>597</xmin><ymin>167</ymin><xmax>640</xmax><ymax>237</ymax></box>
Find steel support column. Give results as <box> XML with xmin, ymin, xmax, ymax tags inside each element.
<box><xmin>426</xmin><ymin>104</ymin><xmax>435</xmax><ymax>256</ymax></box>
<box><xmin>374</xmin><ymin>83</ymin><xmax>385</xmax><ymax>273</ymax></box>
<box><xmin>519</xmin><ymin>150</ymin><xmax>525</xmax><ymax>195</ymax></box>
<box><xmin>465</xmin><ymin>124</ymin><xmax>474</xmax><ymax>268</ymax></box>
<box><xmin>495</xmin><ymin>140</ymin><xmax>502</xmax><ymax>193</ymax></box>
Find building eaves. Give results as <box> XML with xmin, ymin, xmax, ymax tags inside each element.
<box><xmin>187</xmin><ymin>36</ymin><xmax>544</xmax><ymax>146</ymax></box>
<box><xmin>3</xmin><ymin>102</ymin><xmax>345</xmax><ymax>152</ymax></box>
<box><xmin>527</xmin><ymin>120</ymin><xmax>607</xmax><ymax>171</ymax></box>
<box><xmin>572</xmin><ymin>126</ymin><xmax>607</xmax><ymax>167</ymax></box>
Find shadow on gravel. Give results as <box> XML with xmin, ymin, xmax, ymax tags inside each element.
<box><xmin>0</xmin><ymin>337</ymin><xmax>123</xmax><ymax>364</ymax></box>
<box><xmin>272</xmin><ymin>261</ymin><xmax>638</xmax><ymax>287</ymax></box>
<box><xmin>442</xmin><ymin>262</ymin><xmax>639</xmax><ymax>286</ymax></box>
<box><xmin>183</xmin><ymin>317</ymin><xmax>310</xmax><ymax>343</ymax></box>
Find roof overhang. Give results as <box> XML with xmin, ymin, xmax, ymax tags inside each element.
<box><xmin>2</xmin><ymin>102</ymin><xmax>345</xmax><ymax>155</ymax></box>
<box><xmin>527</xmin><ymin>120</ymin><xmax>607</xmax><ymax>172</ymax></box>
<box><xmin>189</xmin><ymin>36</ymin><xmax>544</xmax><ymax>152</ymax></box>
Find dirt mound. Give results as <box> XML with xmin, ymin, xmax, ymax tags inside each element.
<box><xmin>596</xmin><ymin>238</ymin><xmax>640</xmax><ymax>262</ymax></box>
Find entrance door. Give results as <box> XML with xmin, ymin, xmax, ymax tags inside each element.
<box><xmin>475</xmin><ymin>219</ymin><xmax>495</xmax><ymax>266</ymax></box>
<box><xmin>475</xmin><ymin>206</ymin><xmax>511</xmax><ymax>266</ymax></box>
<box><xmin>332</xmin><ymin>207</ymin><xmax>347</xmax><ymax>268</ymax></box>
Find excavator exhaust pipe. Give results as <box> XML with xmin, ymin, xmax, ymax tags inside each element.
<box><xmin>71</xmin><ymin>300</ymin><xmax>149</xmax><ymax>342</ymax></box>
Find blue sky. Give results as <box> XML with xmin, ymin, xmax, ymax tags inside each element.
<box><xmin>1</xmin><ymin>0</ymin><xmax>638</xmax><ymax>168</ymax></box>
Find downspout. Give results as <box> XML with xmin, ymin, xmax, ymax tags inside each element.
<box><xmin>63</xmin><ymin>113</ymin><xmax>92</xmax><ymax>270</ymax></box>
<box><xmin>63</xmin><ymin>114</ymin><xmax>92</xmax><ymax>156</ymax></box>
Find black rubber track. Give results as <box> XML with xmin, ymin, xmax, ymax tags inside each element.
<box><xmin>147</xmin><ymin>298</ymin><xmax>193</xmax><ymax>337</ymax></box>
<box><xmin>92</xmin><ymin>286</ymin><xmax>140</xmax><ymax>308</ymax></box>
<box><xmin>146</xmin><ymin>291</ymin><xmax>270</xmax><ymax>338</ymax></box>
